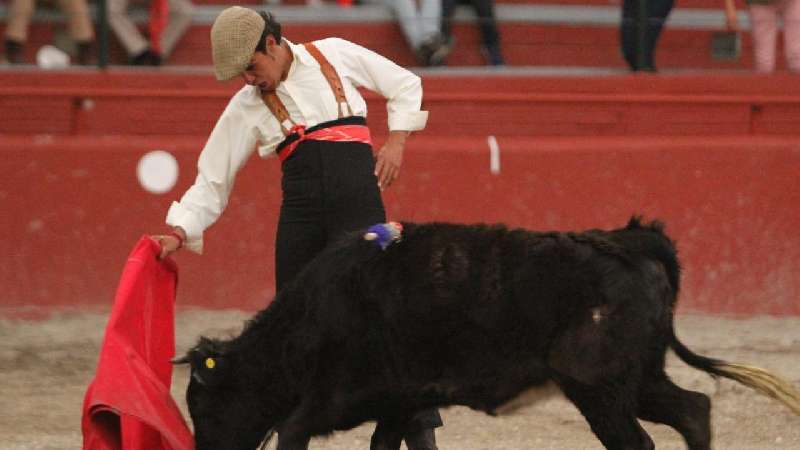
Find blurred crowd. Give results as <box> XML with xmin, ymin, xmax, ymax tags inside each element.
<box><xmin>1</xmin><ymin>0</ymin><xmax>797</xmax><ymax>73</ymax></box>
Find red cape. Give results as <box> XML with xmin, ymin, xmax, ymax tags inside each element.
<box><xmin>81</xmin><ymin>236</ymin><xmax>193</xmax><ymax>450</ymax></box>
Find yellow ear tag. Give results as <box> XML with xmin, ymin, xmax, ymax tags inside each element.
<box><xmin>205</xmin><ymin>357</ymin><xmax>216</xmax><ymax>369</ymax></box>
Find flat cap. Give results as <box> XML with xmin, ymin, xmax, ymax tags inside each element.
<box><xmin>210</xmin><ymin>6</ymin><xmax>265</xmax><ymax>81</ymax></box>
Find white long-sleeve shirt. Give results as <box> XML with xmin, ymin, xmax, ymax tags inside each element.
<box><xmin>166</xmin><ymin>37</ymin><xmax>429</xmax><ymax>253</ymax></box>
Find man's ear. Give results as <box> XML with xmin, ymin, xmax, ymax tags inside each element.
<box><xmin>265</xmin><ymin>35</ymin><xmax>277</xmax><ymax>50</ymax></box>
<box><xmin>184</xmin><ymin>337</ymin><xmax>231</xmax><ymax>387</ymax></box>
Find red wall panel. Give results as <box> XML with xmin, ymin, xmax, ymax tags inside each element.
<box><xmin>2</xmin><ymin>134</ymin><xmax>798</xmax><ymax>316</ymax></box>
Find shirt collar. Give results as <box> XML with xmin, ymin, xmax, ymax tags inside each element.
<box><xmin>285</xmin><ymin>38</ymin><xmax>319</xmax><ymax>79</ymax></box>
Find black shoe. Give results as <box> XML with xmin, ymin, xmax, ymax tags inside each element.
<box><xmin>76</xmin><ymin>41</ymin><xmax>92</xmax><ymax>65</ymax></box>
<box><xmin>131</xmin><ymin>48</ymin><xmax>162</xmax><ymax>66</ymax></box>
<box><xmin>482</xmin><ymin>43</ymin><xmax>505</xmax><ymax>66</ymax></box>
<box><xmin>4</xmin><ymin>39</ymin><xmax>24</xmax><ymax>64</ymax></box>
<box><xmin>429</xmin><ymin>35</ymin><xmax>455</xmax><ymax>66</ymax></box>
<box><xmin>416</xmin><ymin>34</ymin><xmax>452</xmax><ymax>67</ymax></box>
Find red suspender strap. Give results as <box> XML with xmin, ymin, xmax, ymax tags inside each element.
<box><xmin>262</xmin><ymin>91</ymin><xmax>295</xmax><ymax>136</ymax></box>
<box><xmin>303</xmin><ymin>42</ymin><xmax>353</xmax><ymax>118</ymax></box>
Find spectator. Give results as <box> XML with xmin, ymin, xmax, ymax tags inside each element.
<box><xmin>725</xmin><ymin>0</ymin><xmax>800</xmax><ymax>72</ymax></box>
<box><xmin>152</xmin><ymin>7</ymin><xmax>442</xmax><ymax>447</ymax></box>
<box><xmin>108</xmin><ymin>0</ymin><xmax>195</xmax><ymax>65</ymax></box>
<box><xmin>620</xmin><ymin>0</ymin><xmax>674</xmax><ymax>71</ymax></box>
<box><xmin>3</xmin><ymin>0</ymin><xmax>94</xmax><ymax>65</ymax></box>
<box><xmin>441</xmin><ymin>0</ymin><xmax>504</xmax><ymax>66</ymax></box>
<box><xmin>385</xmin><ymin>0</ymin><xmax>451</xmax><ymax>65</ymax></box>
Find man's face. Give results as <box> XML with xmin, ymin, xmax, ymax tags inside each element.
<box><xmin>241</xmin><ymin>35</ymin><xmax>286</xmax><ymax>92</ymax></box>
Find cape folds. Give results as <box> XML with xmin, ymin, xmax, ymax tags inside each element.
<box><xmin>81</xmin><ymin>236</ymin><xmax>193</xmax><ymax>450</ymax></box>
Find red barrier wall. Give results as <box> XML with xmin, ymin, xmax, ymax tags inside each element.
<box><xmin>3</xmin><ymin>72</ymin><xmax>800</xmax><ymax>137</ymax></box>
<box><xmin>2</xmin><ymin>134</ymin><xmax>799</xmax><ymax>316</ymax></box>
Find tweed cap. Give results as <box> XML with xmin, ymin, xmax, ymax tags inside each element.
<box><xmin>210</xmin><ymin>7</ymin><xmax>265</xmax><ymax>81</ymax></box>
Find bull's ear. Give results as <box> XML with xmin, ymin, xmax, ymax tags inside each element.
<box><xmin>187</xmin><ymin>337</ymin><xmax>230</xmax><ymax>388</ymax></box>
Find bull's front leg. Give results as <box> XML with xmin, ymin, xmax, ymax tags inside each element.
<box><xmin>275</xmin><ymin>397</ymin><xmax>333</xmax><ymax>450</ymax></box>
<box><xmin>369</xmin><ymin>418</ymin><xmax>404</xmax><ymax>450</ymax></box>
<box><xmin>275</xmin><ymin>427</ymin><xmax>311</xmax><ymax>450</ymax></box>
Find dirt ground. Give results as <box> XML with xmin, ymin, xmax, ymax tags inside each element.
<box><xmin>1</xmin><ymin>310</ymin><xmax>799</xmax><ymax>450</ymax></box>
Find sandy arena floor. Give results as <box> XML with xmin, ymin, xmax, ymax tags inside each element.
<box><xmin>1</xmin><ymin>311</ymin><xmax>799</xmax><ymax>450</ymax></box>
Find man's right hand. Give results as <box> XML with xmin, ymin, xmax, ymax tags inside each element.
<box><xmin>152</xmin><ymin>228</ymin><xmax>186</xmax><ymax>259</ymax></box>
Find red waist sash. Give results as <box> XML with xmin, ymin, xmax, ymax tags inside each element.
<box><xmin>278</xmin><ymin>124</ymin><xmax>372</xmax><ymax>162</ymax></box>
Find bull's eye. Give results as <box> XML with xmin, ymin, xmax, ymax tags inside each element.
<box><xmin>205</xmin><ymin>357</ymin><xmax>216</xmax><ymax>369</ymax></box>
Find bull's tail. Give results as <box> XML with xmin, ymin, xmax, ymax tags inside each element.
<box><xmin>670</xmin><ymin>330</ymin><xmax>800</xmax><ymax>415</ymax></box>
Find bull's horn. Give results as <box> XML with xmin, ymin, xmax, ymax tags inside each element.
<box><xmin>171</xmin><ymin>355</ymin><xmax>190</xmax><ymax>365</ymax></box>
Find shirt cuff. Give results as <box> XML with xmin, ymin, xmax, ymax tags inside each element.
<box><xmin>166</xmin><ymin>201</ymin><xmax>204</xmax><ymax>254</ymax></box>
<box><xmin>388</xmin><ymin>110</ymin><xmax>428</xmax><ymax>132</ymax></box>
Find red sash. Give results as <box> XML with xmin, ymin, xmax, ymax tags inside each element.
<box><xmin>278</xmin><ymin>123</ymin><xmax>372</xmax><ymax>162</ymax></box>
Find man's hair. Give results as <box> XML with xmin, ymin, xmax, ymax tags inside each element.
<box><xmin>255</xmin><ymin>12</ymin><xmax>282</xmax><ymax>52</ymax></box>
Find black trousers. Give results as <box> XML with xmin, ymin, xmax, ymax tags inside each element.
<box><xmin>275</xmin><ymin>139</ymin><xmax>385</xmax><ymax>290</ymax></box>
<box><xmin>274</xmin><ymin>138</ymin><xmax>443</xmax><ymax>448</ymax></box>
<box><xmin>620</xmin><ymin>0</ymin><xmax>674</xmax><ymax>71</ymax></box>
<box><xmin>441</xmin><ymin>0</ymin><xmax>501</xmax><ymax>49</ymax></box>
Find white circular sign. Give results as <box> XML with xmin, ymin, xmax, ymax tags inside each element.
<box><xmin>137</xmin><ymin>150</ymin><xmax>179</xmax><ymax>194</ymax></box>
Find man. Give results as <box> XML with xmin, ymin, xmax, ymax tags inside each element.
<box><xmin>152</xmin><ymin>6</ymin><xmax>441</xmax><ymax>450</ymax></box>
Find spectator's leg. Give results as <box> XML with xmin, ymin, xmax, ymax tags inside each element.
<box><xmin>441</xmin><ymin>0</ymin><xmax>458</xmax><ymax>39</ymax></box>
<box><xmin>749</xmin><ymin>3</ymin><xmax>779</xmax><ymax>72</ymax></box>
<box><xmin>56</xmin><ymin>0</ymin><xmax>94</xmax><ymax>64</ymax></box>
<box><xmin>160</xmin><ymin>0</ymin><xmax>195</xmax><ymax>59</ymax></box>
<box><xmin>106</xmin><ymin>0</ymin><xmax>149</xmax><ymax>58</ymax></box>
<box><xmin>469</xmin><ymin>0</ymin><xmax>504</xmax><ymax>65</ymax></box>
<box><xmin>419</xmin><ymin>0</ymin><xmax>452</xmax><ymax>65</ymax></box>
<box><xmin>420</xmin><ymin>0</ymin><xmax>443</xmax><ymax>41</ymax></box>
<box><xmin>386</xmin><ymin>0</ymin><xmax>423</xmax><ymax>50</ymax></box>
<box><xmin>643</xmin><ymin>0</ymin><xmax>674</xmax><ymax>70</ymax></box>
<box><xmin>782</xmin><ymin>0</ymin><xmax>800</xmax><ymax>71</ymax></box>
<box><xmin>4</xmin><ymin>0</ymin><xmax>35</xmax><ymax>63</ymax></box>
<box><xmin>620</xmin><ymin>0</ymin><xmax>639</xmax><ymax>70</ymax></box>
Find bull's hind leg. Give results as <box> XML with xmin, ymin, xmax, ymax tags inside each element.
<box><xmin>637</xmin><ymin>376</ymin><xmax>711</xmax><ymax>450</ymax></box>
<box><xmin>558</xmin><ymin>377</ymin><xmax>655</xmax><ymax>450</ymax></box>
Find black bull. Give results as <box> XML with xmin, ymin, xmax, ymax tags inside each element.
<box><xmin>176</xmin><ymin>218</ymin><xmax>800</xmax><ymax>450</ymax></box>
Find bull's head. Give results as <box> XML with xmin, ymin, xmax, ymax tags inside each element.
<box><xmin>174</xmin><ymin>337</ymin><xmax>276</xmax><ymax>450</ymax></box>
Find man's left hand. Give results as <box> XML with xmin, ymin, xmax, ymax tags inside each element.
<box><xmin>375</xmin><ymin>131</ymin><xmax>409</xmax><ymax>190</ymax></box>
